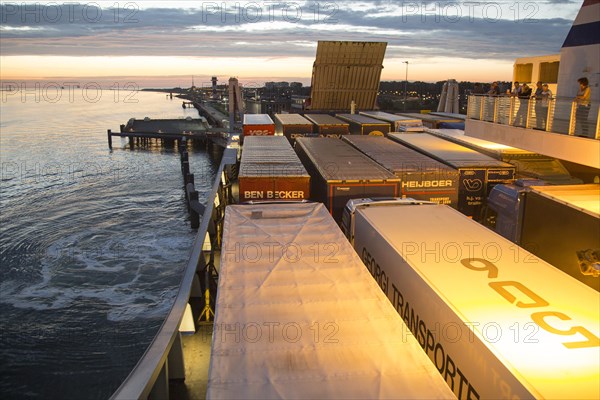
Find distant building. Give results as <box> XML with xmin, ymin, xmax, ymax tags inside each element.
<box><xmin>246</xmin><ymin>98</ymin><xmax>291</xmax><ymax>115</ymax></box>
<box><xmin>265</xmin><ymin>81</ymin><xmax>290</xmax><ymax>89</ymax></box>
<box><xmin>290</xmin><ymin>95</ymin><xmax>310</xmax><ymax>112</ymax></box>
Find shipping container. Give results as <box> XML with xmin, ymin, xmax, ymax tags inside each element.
<box><xmin>397</xmin><ymin>112</ymin><xmax>462</xmax><ymax>129</ymax></box>
<box><xmin>346</xmin><ymin>199</ymin><xmax>600</xmax><ymax>400</ymax></box>
<box><xmin>425</xmin><ymin>128</ymin><xmax>580</xmax><ymax>184</ymax></box>
<box><xmin>430</xmin><ymin>112</ymin><xmax>467</xmax><ymax>121</ymax></box>
<box><xmin>273</xmin><ymin>113</ymin><xmax>315</xmax><ymax>144</ymax></box>
<box><xmin>360</xmin><ymin>110</ymin><xmax>424</xmax><ymax>131</ymax></box>
<box><xmin>242</xmin><ymin>114</ymin><xmax>275</xmax><ymax>136</ymax></box>
<box><xmin>303</xmin><ymin>114</ymin><xmax>349</xmax><ymax>138</ymax></box>
<box><xmin>238</xmin><ymin>136</ymin><xmax>310</xmax><ymax>202</ymax></box>
<box><xmin>207</xmin><ymin>202</ymin><xmax>455</xmax><ymax>399</ymax></box>
<box><xmin>388</xmin><ymin>133</ymin><xmax>515</xmax><ymax>219</ymax></box>
<box><xmin>336</xmin><ymin>113</ymin><xmax>391</xmax><ymax>135</ymax></box>
<box><xmin>342</xmin><ymin>135</ymin><xmax>459</xmax><ymax>207</ymax></box>
<box><xmin>295</xmin><ymin>137</ymin><xmax>399</xmax><ymax>222</ymax></box>
<box><xmin>520</xmin><ymin>184</ymin><xmax>600</xmax><ymax>291</ymax></box>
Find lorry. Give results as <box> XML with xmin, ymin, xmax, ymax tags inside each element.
<box><xmin>303</xmin><ymin>113</ymin><xmax>350</xmax><ymax>138</ymax></box>
<box><xmin>389</xmin><ymin>133</ymin><xmax>515</xmax><ymax>220</ymax></box>
<box><xmin>238</xmin><ymin>136</ymin><xmax>310</xmax><ymax>203</ymax></box>
<box><xmin>397</xmin><ymin>112</ymin><xmax>463</xmax><ymax>129</ymax></box>
<box><xmin>425</xmin><ymin>128</ymin><xmax>581</xmax><ymax>184</ymax></box>
<box><xmin>242</xmin><ymin>114</ymin><xmax>275</xmax><ymax>137</ymax></box>
<box><xmin>273</xmin><ymin>113</ymin><xmax>315</xmax><ymax>144</ymax></box>
<box><xmin>342</xmin><ymin>198</ymin><xmax>600</xmax><ymax>400</ymax></box>
<box><xmin>486</xmin><ymin>183</ymin><xmax>600</xmax><ymax>291</ymax></box>
<box><xmin>207</xmin><ymin>202</ymin><xmax>454</xmax><ymax>399</ymax></box>
<box><xmin>360</xmin><ymin>110</ymin><xmax>424</xmax><ymax>132</ymax></box>
<box><xmin>336</xmin><ymin>113</ymin><xmax>391</xmax><ymax>135</ymax></box>
<box><xmin>342</xmin><ymin>135</ymin><xmax>460</xmax><ymax>208</ymax></box>
<box><xmin>294</xmin><ymin>137</ymin><xmax>399</xmax><ymax>222</ymax></box>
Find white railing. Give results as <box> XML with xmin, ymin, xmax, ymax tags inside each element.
<box><xmin>467</xmin><ymin>95</ymin><xmax>600</xmax><ymax>139</ymax></box>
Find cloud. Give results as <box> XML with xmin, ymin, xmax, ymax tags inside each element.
<box><xmin>0</xmin><ymin>1</ymin><xmax>579</xmax><ymax>62</ymax></box>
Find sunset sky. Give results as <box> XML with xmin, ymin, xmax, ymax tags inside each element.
<box><xmin>0</xmin><ymin>0</ymin><xmax>583</xmax><ymax>87</ymax></box>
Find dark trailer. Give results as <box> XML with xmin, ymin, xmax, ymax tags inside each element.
<box><xmin>388</xmin><ymin>133</ymin><xmax>515</xmax><ymax>219</ymax></box>
<box><xmin>239</xmin><ymin>136</ymin><xmax>310</xmax><ymax>202</ymax></box>
<box><xmin>342</xmin><ymin>135</ymin><xmax>460</xmax><ymax>208</ymax></box>
<box><xmin>303</xmin><ymin>114</ymin><xmax>350</xmax><ymax>138</ymax></box>
<box><xmin>397</xmin><ymin>112</ymin><xmax>462</xmax><ymax>129</ymax></box>
<box><xmin>336</xmin><ymin>113</ymin><xmax>391</xmax><ymax>136</ymax></box>
<box><xmin>295</xmin><ymin>137</ymin><xmax>399</xmax><ymax>222</ymax></box>
<box><xmin>274</xmin><ymin>113</ymin><xmax>315</xmax><ymax>145</ymax></box>
<box><xmin>359</xmin><ymin>111</ymin><xmax>423</xmax><ymax>132</ymax></box>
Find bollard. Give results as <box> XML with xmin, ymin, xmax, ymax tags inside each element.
<box><xmin>186</xmin><ymin>182</ymin><xmax>195</xmax><ymax>210</ymax></box>
<box><xmin>179</xmin><ymin>137</ymin><xmax>188</xmax><ymax>153</ymax></box>
<box><xmin>185</xmin><ymin>173</ymin><xmax>195</xmax><ymax>186</ymax></box>
<box><xmin>189</xmin><ymin>191</ymin><xmax>200</xmax><ymax>229</ymax></box>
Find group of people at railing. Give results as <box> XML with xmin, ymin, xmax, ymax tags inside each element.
<box><xmin>471</xmin><ymin>77</ymin><xmax>593</xmax><ymax>137</ymax></box>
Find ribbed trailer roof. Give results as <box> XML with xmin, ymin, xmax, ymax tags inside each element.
<box><xmin>303</xmin><ymin>114</ymin><xmax>348</xmax><ymax>126</ymax></box>
<box><xmin>240</xmin><ymin>136</ymin><xmax>308</xmax><ymax>178</ymax></box>
<box><xmin>425</xmin><ymin>129</ymin><xmax>537</xmax><ymax>159</ymax></box>
<box><xmin>336</xmin><ymin>113</ymin><xmax>390</xmax><ymax>126</ymax></box>
<box><xmin>430</xmin><ymin>112</ymin><xmax>466</xmax><ymax>121</ymax></box>
<box><xmin>274</xmin><ymin>113</ymin><xmax>312</xmax><ymax>125</ymax></box>
<box><xmin>207</xmin><ymin>203</ymin><xmax>454</xmax><ymax>399</ymax></box>
<box><xmin>389</xmin><ymin>133</ymin><xmax>514</xmax><ymax>169</ymax></box>
<box><xmin>242</xmin><ymin>135</ymin><xmax>292</xmax><ymax>151</ymax></box>
<box><xmin>295</xmin><ymin>137</ymin><xmax>399</xmax><ymax>182</ymax></box>
<box><xmin>343</xmin><ymin>136</ymin><xmax>455</xmax><ymax>174</ymax></box>
<box><xmin>397</xmin><ymin>113</ymin><xmax>462</xmax><ymax>122</ymax></box>
<box><xmin>360</xmin><ymin>111</ymin><xmax>422</xmax><ymax>123</ymax></box>
<box><xmin>243</xmin><ymin>114</ymin><xmax>274</xmax><ymax>125</ymax></box>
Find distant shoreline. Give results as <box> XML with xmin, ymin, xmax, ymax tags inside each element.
<box><xmin>141</xmin><ymin>88</ymin><xmax>188</xmax><ymax>94</ymax></box>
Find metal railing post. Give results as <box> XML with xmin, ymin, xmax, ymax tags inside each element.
<box><xmin>479</xmin><ymin>96</ymin><xmax>484</xmax><ymax>120</ymax></box>
<box><xmin>525</xmin><ymin>98</ymin><xmax>533</xmax><ymax>129</ymax></box>
<box><xmin>493</xmin><ymin>97</ymin><xmax>499</xmax><ymax>123</ymax></box>
<box><xmin>568</xmin><ymin>101</ymin><xmax>577</xmax><ymax>135</ymax></box>
<box><xmin>546</xmin><ymin>99</ymin><xmax>554</xmax><ymax>132</ymax></box>
<box><xmin>508</xmin><ymin>97</ymin><xmax>515</xmax><ymax>125</ymax></box>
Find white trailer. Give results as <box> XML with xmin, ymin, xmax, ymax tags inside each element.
<box><xmin>207</xmin><ymin>202</ymin><xmax>454</xmax><ymax>399</ymax></box>
<box><xmin>349</xmin><ymin>200</ymin><xmax>600</xmax><ymax>400</ymax></box>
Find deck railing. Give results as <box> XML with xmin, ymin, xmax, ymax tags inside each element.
<box><xmin>467</xmin><ymin>95</ymin><xmax>600</xmax><ymax>139</ymax></box>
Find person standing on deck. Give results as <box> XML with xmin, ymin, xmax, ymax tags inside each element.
<box><xmin>534</xmin><ymin>81</ymin><xmax>544</xmax><ymax>129</ymax></box>
<box><xmin>575</xmin><ymin>77</ymin><xmax>591</xmax><ymax>137</ymax></box>
<box><xmin>514</xmin><ymin>83</ymin><xmax>532</xmax><ymax>127</ymax></box>
<box><xmin>487</xmin><ymin>81</ymin><xmax>500</xmax><ymax>96</ymax></box>
<box><xmin>511</xmin><ymin>81</ymin><xmax>521</xmax><ymax>97</ymax></box>
<box><xmin>538</xmin><ymin>84</ymin><xmax>552</xmax><ymax>130</ymax></box>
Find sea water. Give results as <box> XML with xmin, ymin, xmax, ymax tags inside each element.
<box><xmin>0</xmin><ymin>88</ymin><xmax>217</xmax><ymax>399</ymax></box>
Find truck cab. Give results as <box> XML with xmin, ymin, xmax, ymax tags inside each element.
<box><xmin>341</xmin><ymin>197</ymin><xmax>433</xmax><ymax>245</ymax></box>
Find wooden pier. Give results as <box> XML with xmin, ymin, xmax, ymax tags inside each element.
<box><xmin>106</xmin><ymin>128</ymin><xmax>229</xmax><ymax>150</ymax></box>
